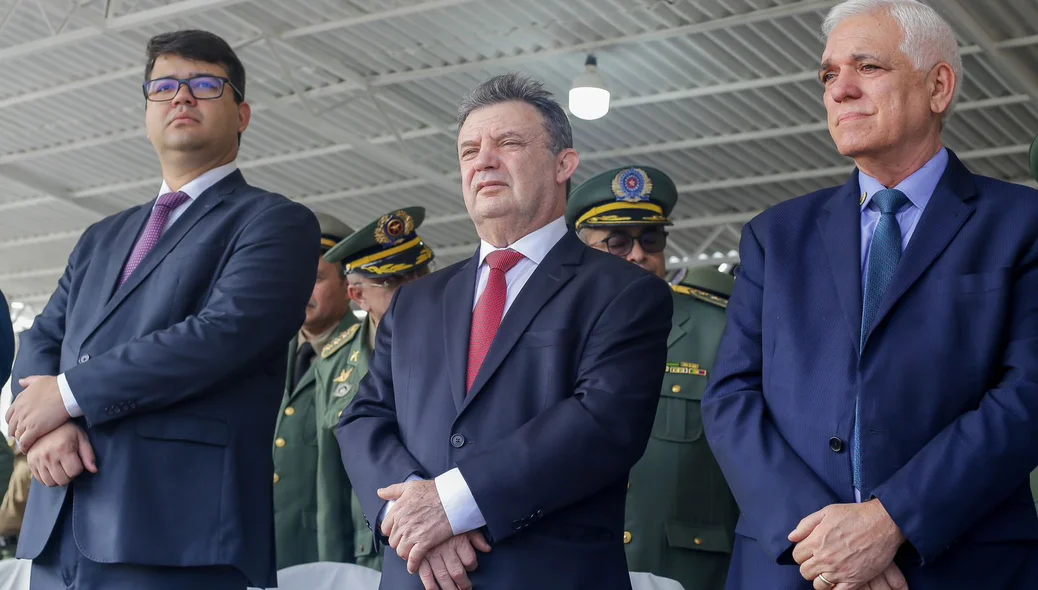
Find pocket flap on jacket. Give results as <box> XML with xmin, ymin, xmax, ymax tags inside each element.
<box><xmin>665</xmin><ymin>520</ymin><xmax>733</xmax><ymax>554</ymax></box>
<box><xmin>134</xmin><ymin>414</ymin><xmax>229</xmax><ymax>447</ymax></box>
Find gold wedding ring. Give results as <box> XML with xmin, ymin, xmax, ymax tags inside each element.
<box><xmin>817</xmin><ymin>573</ymin><xmax>835</xmax><ymax>588</ymax></box>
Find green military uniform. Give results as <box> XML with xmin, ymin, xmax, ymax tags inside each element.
<box><xmin>568</xmin><ymin>166</ymin><xmax>738</xmax><ymax>590</ymax></box>
<box><xmin>273</xmin><ymin>212</ymin><xmax>355</xmax><ymax>570</ymax></box>
<box><xmin>313</xmin><ymin>207</ymin><xmax>436</xmax><ymax>570</ymax></box>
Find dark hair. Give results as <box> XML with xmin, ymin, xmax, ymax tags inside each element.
<box><xmin>145</xmin><ymin>30</ymin><xmax>245</xmax><ymax>103</ymax></box>
<box><xmin>457</xmin><ymin>73</ymin><xmax>573</xmax><ymax>155</ymax></box>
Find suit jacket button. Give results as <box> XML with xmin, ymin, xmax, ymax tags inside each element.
<box><xmin>450</xmin><ymin>434</ymin><xmax>465</xmax><ymax>448</ymax></box>
<box><xmin>829</xmin><ymin>437</ymin><xmax>844</xmax><ymax>452</ymax></box>
<box><xmin>78</xmin><ymin>354</ymin><xmax>90</xmax><ymax>364</ymax></box>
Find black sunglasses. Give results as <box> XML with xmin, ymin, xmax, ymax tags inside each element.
<box><xmin>591</xmin><ymin>229</ymin><xmax>668</xmax><ymax>256</ymax></box>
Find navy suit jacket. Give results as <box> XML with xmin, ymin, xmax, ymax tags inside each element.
<box><xmin>702</xmin><ymin>151</ymin><xmax>1038</xmax><ymax>589</ymax></box>
<box><xmin>11</xmin><ymin>171</ymin><xmax>319</xmax><ymax>587</ymax></box>
<box><xmin>0</xmin><ymin>289</ymin><xmax>14</xmax><ymax>387</ymax></box>
<box><xmin>337</xmin><ymin>230</ymin><xmax>673</xmax><ymax>589</ymax></box>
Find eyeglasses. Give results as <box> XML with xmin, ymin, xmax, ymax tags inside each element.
<box><xmin>591</xmin><ymin>229</ymin><xmax>668</xmax><ymax>257</ymax></box>
<box><xmin>142</xmin><ymin>75</ymin><xmax>241</xmax><ymax>102</ymax></box>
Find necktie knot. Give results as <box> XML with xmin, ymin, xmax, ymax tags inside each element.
<box><xmin>485</xmin><ymin>249</ymin><xmax>524</xmax><ymax>273</ymax></box>
<box><xmin>871</xmin><ymin>189</ymin><xmax>908</xmax><ymax>215</ymax></box>
<box><xmin>157</xmin><ymin>191</ymin><xmax>190</xmax><ymax>211</ymax></box>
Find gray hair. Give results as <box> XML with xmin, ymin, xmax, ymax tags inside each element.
<box><xmin>823</xmin><ymin>0</ymin><xmax>963</xmax><ymax>115</ymax></box>
<box><xmin>457</xmin><ymin>72</ymin><xmax>573</xmax><ymax>155</ymax></box>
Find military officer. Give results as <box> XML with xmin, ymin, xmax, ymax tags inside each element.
<box><xmin>313</xmin><ymin>207</ymin><xmax>435</xmax><ymax>570</ymax></box>
<box><xmin>273</xmin><ymin>211</ymin><xmax>357</xmax><ymax>570</ymax></box>
<box><xmin>567</xmin><ymin>166</ymin><xmax>739</xmax><ymax>590</ymax></box>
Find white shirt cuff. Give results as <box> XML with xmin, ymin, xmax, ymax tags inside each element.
<box><xmin>435</xmin><ymin>467</ymin><xmax>486</xmax><ymax>535</ymax></box>
<box><xmin>57</xmin><ymin>374</ymin><xmax>83</xmax><ymax>418</ymax></box>
<box><xmin>377</xmin><ymin>473</ymin><xmax>423</xmax><ymax>529</ymax></box>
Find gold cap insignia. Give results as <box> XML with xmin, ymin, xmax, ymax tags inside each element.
<box><xmin>374</xmin><ymin>210</ymin><xmax>415</xmax><ymax>246</ymax></box>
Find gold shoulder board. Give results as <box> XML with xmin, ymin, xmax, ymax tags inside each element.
<box><xmin>322</xmin><ymin>323</ymin><xmax>360</xmax><ymax>359</ymax></box>
<box><xmin>672</xmin><ymin>284</ymin><xmax>728</xmax><ymax>309</ymax></box>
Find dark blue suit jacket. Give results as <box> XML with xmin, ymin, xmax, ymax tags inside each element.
<box><xmin>703</xmin><ymin>151</ymin><xmax>1038</xmax><ymax>588</ymax></box>
<box><xmin>337</xmin><ymin>230</ymin><xmax>673</xmax><ymax>589</ymax></box>
<box><xmin>0</xmin><ymin>289</ymin><xmax>14</xmax><ymax>387</ymax></box>
<box><xmin>11</xmin><ymin>170</ymin><xmax>319</xmax><ymax>587</ymax></box>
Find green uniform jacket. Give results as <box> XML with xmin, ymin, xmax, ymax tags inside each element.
<box><xmin>1031</xmin><ymin>469</ymin><xmax>1038</xmax><ymax>514</ymax></box>
<box><xmin>313</xmin><ymin>317</ymin><xmax>383</xmax><ymax>570</ymax></box>
<box><xmin>624</xmin><ymin>284</ymin><xmax>738</xmax><ymax>590</ymax></box>
<box><xmin>273</xmin><ymin>314</ymin><xmax>357</xmax><ymax>570</ymax></box>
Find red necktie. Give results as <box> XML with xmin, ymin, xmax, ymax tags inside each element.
<box><xmin>467</xmin><ymin>249</ymin><xmax>525</xmax><ymax>392</ymax></box>
<box><xmin>120</xmin><ymin>191</ymin><xmax>191</xmax><ymax>286</ymax></box>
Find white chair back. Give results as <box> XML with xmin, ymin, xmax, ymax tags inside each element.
<box><xmin>250</xmin><ymin>561</ymin><xmax>381</xmax><ymax>590</ymax></box>
<box><xmin>0</xmin><ymin>559</ymin><xmax>32</xmax><ymax>590</ymax></box>
<box><xmin>629</xmin><ymin>571</ymin><xmax>687</xmax><ymax>590</ymax></box>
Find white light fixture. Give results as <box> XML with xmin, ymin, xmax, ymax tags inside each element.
<box><xmin>569</xmin><ymin>54</ymin><xmax>610</xmax><ymax>121</ymax></box>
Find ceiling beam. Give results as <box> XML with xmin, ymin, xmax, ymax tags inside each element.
<box><xmin>280</xmin><ymin>0</ymin><xmax>483</xmax><ymax>39</ymax></box>
<box><xmin>935</xmin><ymin>0</ymin><xmax>1038</xmax><ymax>102</ymax></box>
<box><xmin>4</xmin><ymin>24</ymin><xmax>1036</xmax><ymax>166</ymax></box>
<box><xmin>0</xmin><ymin>163</ymin><xmax>107</xmax><ymax>218</ymax></box>
<box><xmin>0</xmin><ymin>0</ymin><xmax>250</xmax><ymax>62</ymax></box>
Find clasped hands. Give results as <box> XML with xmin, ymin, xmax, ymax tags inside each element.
<box><xmin>789</xmin><ymin>499</ymin><xmax>908</xmax><ymax>590</ymax></box>
<box><xmin>379</xmin><ymin>480</ymin><xmax>491</xmax><ymax>590</ymax></box>
<box><xmin>5</xmin><ymin>375</ymin><xmax>97</xmax><ymax>487</ymax></box>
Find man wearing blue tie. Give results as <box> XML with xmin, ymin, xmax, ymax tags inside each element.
<box><xmin>703</xmin><ymin>1</ymin><xmax>1038</xmax><ymax>589</ymax></box>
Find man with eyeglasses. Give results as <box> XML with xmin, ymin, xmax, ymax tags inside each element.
<box><xmin>567</xmin><ymin>166</ymin><xmax>739</xmax><ymax>590</ymax></box>
<box><xmin>7</xmin><ymin>30</ymin><xmax>319</xmax><ymax>590</ymax></box>
<box><xmin>312</xmin><ymin>207</ymin><xmax>435</xmax><ymax>572</ymax></box>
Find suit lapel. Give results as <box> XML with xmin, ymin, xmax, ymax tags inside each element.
<box><xmin>85</xmin><ymin>171</ymin><xmax>241</xmax><ymax>341</ymax></box>
<box><xmin>461</xmin><ymin>231</ymin><xmax>582</xmax><ymax>413</ymax></box>
<box><xmin>864</xmin><ymin>153</ymin><xmax>976</xmax><ymax>344</ymax></box>
<box><xmin>100</xmin><ymin>206</ymin><xmax>152</xmax><ymax>304</ymax></box>
<box><xmin>817</xmin><ymin>174</ymin><xmax>865</xmax><ymax>357</ymax></box>
<box><xmin>443</xmin><ymin>253</ymin><xmax>478</xmax><ymax>412</ymax></box>
<box><xmin>666</xmin><ymin>292</ymin><xmax>688</xmax><ymax>347</ymax></box>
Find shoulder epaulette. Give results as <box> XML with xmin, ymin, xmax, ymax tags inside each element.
<box><xmin>322</xmin><ymin>323</ymin><xmax>360</xmax><ymax>359</ymax></box>
<box><xmin>672</xmin><ymin>284</ymin><xmax>728</xmax><ymax>309</ymax></box>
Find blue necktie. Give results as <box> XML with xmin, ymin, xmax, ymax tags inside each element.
<box><xmin>853</xmin><ymin>188</ymin><xmax>909</xmax><ymax>492</ymax></box>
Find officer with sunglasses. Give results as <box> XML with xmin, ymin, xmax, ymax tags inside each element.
<box><xmin>567</xmin><ymin>166</ymin><xmax>739</xmax><ymax>590</ymax></box>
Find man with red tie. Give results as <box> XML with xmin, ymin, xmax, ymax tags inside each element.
<box><xmin>337</xmin><ymin>73</ymin><xmax>673</xmax><ymax>590</ymax></box>
<box><xmin>7</xmin><ymin>30</ymin><xmax>318</xmax><ymax>590</ymax></box>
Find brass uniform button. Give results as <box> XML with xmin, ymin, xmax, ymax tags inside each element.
<box><xmin>694</xmin><ymin>537</ymin><xmax>703</xmax><ymax>545</ymax></box>
<box><xmin>626</xmin><ymin>481</ymin><xmax>631</xmax><ymax>490</ymax></box>
<box><xmin>671</xmin><ymin>385</ymin><xmax>682</xmax><ymax>393</ymax></box>
<box><xmin>275</xmin><ymin>438</ymin><xmax>286</xmax><ymax>448</ymax></box>
<box><xmin>284</xmin><ymin>407</ymin><xmax>295</xmax><ymax>416</ymax></box>
<box><xmin>623</xmin><ymin>531</ymin><xmax>632</xmax><ymax>544</ymax></box>
<box><xmin>273</xmin><ymin>473</ymin><xmax>280</xmax><ymax>484</ymax></box>
<box><xmin>338</xmin><ymin>410</ymin><xmax>343</xmax><ymax>418</ymax></box>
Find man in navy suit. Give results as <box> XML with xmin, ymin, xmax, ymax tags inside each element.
<box><xmin>703</xmin><ymin>1</ymin><xmax>1038</xmax><ymax>589</ymax></box>
<box><xmin>6</xmin><ymin>30</ymin><xmax>319</xmax><ymax>590</ymax></box>
<box><xmin>337</xmin><ymin>73</ymin><xmax>672</xmax><ymax>590</ymax></box>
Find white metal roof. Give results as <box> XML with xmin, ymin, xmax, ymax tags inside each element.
<box><xmin>1</xmin><ymin>0</ymin><xmax>1036</xmax><ymax>322</ymax></box>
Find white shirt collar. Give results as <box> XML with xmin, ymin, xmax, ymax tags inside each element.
<box><xmin>478</xmin><ymin>216</ymin><xmax>568</xmax><ymax>267</ymax></box>
<box><xmin>157</xmin><ymin>161</ymin><xmax>238</xmax><ymax>202</ymax></box>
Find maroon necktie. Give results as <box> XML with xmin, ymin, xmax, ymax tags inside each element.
<box><xmin>119</xmin><ymin>191</ymin><xmax>191</xmax><ymax>287</ymax></box>
<box><xmin>466</xmin><ymin>249</ymin><xmax>525</xmax><ymax>392</ymax></box>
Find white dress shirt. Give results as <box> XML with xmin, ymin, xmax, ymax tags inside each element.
<box><xmin>57</xmin><ymin>162</ymin><xmax>239</xmax><ymax>417</ymax></box>
<box><xmin>381</xmin><ymin>216</ymin><xmax>570</xmax><ymax>536</ymax></box>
